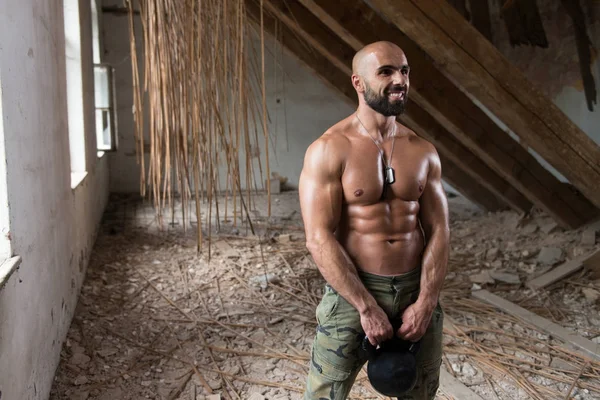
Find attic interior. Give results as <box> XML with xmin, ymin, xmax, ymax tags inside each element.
<box><xmin>0</xmin><ymin>0</ymin><xmax>599</xmax><ymax>399</ymax></box>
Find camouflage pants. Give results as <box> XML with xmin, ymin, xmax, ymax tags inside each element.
<box><xmin>303</xmin><ymin>267</ymin><xmax>444</xmax><ymax>400</ymax></box>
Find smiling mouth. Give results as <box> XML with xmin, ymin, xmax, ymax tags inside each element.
<box><xmin>388</xmin><ymin>92</ymin><xmax>405</xmax><ymax>100</ymax></box>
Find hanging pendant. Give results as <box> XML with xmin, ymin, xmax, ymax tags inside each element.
<box><xmin>385</xmin><ymin>167</ymin><xmax>396</xmax><ymax>185</ymax></box>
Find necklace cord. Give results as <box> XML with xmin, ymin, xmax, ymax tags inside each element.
<box><xmin>355</xmin><ymin>114</ymin><xmax>396</xmax><ymax>168</ymax></box>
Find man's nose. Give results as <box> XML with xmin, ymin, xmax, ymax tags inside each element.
<box><xmin>392</xmin><ymin>71</ymin><xmax>407</xmax><ymax>86</ymax></box>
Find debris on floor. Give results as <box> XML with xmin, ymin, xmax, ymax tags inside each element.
<box><xmin>49</xmin><ymin>192</ymin><xmax>600</xmax><ymax>399</ymax></box>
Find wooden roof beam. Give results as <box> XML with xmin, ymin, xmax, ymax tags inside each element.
<box><xmin>438</xmin><ymin>155</ymin><xmax>507</xmax><ymax>212</ymax></box>
<box><xmin>402</xmin><ymin>104</ymin><xmax>527</xmax><ymax>213</ymax></box>
<box><xmin>367</xmin><ymin>0</ymin><xmax>600</xmax><ymax>210</ymax></box>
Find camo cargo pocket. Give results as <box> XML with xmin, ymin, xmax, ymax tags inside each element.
<box><xmin>311</xmin><ymin>345</ymin><xmax>353</xmax><ymax>381</ymax></box>
<box><xmin>304</xmin><ymin>288</ymin><xmax>364</xmax><ymax>400</ymax></box>
<box><xmin>304</xmin><ymin>344</ymin><xmax>357</xmax><ymax>400</ymax></box>
<box><xmin>315</xmin><ymin>284</ymin><xmax>339</xmax><ymax>325</ymax></box>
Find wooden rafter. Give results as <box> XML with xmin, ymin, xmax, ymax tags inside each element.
<box><xmin>367</xmin><ymin>0</ymin><xmax>600</xmax><ymax>211</ymax></box>
<box><xmin>438</xmin><ymin>156</ymin><xmax>507</xmax><ymax>212</ymax></box>
<box><xmin>403</xmin><ymin>104</ymin><xmax>529</xmax><ymax>212</ymax></box>
<box><xmin>293</xmin><ymin>0</ymin><xmax>598</xmax><ymax>228</ymax></box>
<box><xmin>246</xmin><ymin>0</ymin><xmax>526</xmax><ymax>213</ymax></box>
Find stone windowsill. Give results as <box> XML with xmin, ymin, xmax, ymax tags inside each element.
<box><xmin>0</xmin><ymin>256</ymin><xmax>22</xmax><ymax>292</ymax></box>
<box><xmin>71</xmin><ymin>171</ymin><xmax>88</xmax><ymax>190</ymax></box>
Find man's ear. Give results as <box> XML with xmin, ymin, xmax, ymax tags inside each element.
<box><xmin>351</xmin><ymin>74</ymin><xmax>363</xmax><ymax>92</ymax></box>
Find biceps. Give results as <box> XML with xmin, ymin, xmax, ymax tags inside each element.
<box><xmin>419</xmin><ymin>179</ymin><xmax>449</xmax><ymax>234</ymax></box>
<box><xmin>299</xmin><ymin>174</ymin><xmax>343</xmax><ymax>236</ymax></box>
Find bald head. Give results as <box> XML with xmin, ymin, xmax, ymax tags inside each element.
<box><xmin>351</xmin><ymin>41</ymin><xmax>410</xmax><ymax>117</ymax></box>
<box><xmin>352</xmin><ymin>41</ymin><xmax>406</xmax><ymax>76</ymax></box>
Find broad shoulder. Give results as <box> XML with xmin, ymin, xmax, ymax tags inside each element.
<box><xmin>308</xmin><ymin>127</ymin><xmax>351</xmax><ymax>154</ymax></box>
<box><xmin>399</xmin><ymin>125</ymin><xmax>440</xmax><ymax>164</ymax></box>
<box><xmin>303</xmin><ymin>123</ymin><xmax>352</xmax><ymax>176</ymax></box>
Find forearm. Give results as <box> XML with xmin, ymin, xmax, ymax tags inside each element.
<box><xmin>307</xmin><ymin>233</ymin><xmax>377</xmax><ymax>314</ymax></box>
<box><xmin>417</xmin><ymin>227</ymin><xmax>449</xmax><ymax>311</ymax></box>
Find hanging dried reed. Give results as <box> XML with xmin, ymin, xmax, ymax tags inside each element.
<box><xmin>126</xmin><ymin>0</ymin><xmax>272</xmax><ymax>252</ymax></box>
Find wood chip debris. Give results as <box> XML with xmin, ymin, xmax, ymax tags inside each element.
<box><xmin>50</xmin><ymin>193</ymin><xmax>600</xmax><ymax>400</ymax></box>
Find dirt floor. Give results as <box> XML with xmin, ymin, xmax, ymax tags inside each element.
<box><xmin>49</xmin><ymin>191</ymin><xmax>600</xmax><ymax>400</ymax></box>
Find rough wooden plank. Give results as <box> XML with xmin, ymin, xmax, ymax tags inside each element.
<box><xmin>473</xmin><ymin>290</ymin><xmax>600</xmax><ymax>361</ymax></box>
<box><xmin>440</xmin><ymin>316</ymin><xmax>492</xmax><ymax>399</ymax></box>
<box><xmin>298</xmin><ymin>0</ymin><xmax>598</xmax><ymax>227</ymax></box>
<box><xmin>367</xmin><ymin>0</ymin><xmax>600</xmax><ymax>209</ymax></box>
<box><xmin>440</xmin><ymin>368</ymin><xmax>485</xmax><ymax>400</ymax></box>
<box><xmin>527</xmin><ymin>249</ymin><xmax>600</xmax><ymax>290</ymax></box>
<box><xmin>527</xmin><ymin>258</ymin><xmax>583</xmax><ymax>291</ymax></box>
<box><xmin>251</xmin><ymin>0</ymin><xmax>529</xmax><ymax>212</ymax></box>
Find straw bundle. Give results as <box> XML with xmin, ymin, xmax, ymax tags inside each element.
<box><xmin>126</xmin><ymin>0</ymin><xmax>272</xmax><ymax>251</ymax></box>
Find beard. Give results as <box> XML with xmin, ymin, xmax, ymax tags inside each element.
<box><xmin>364</xmin><ymin>83</ymin><xmax>407</xmax><ymax>116</ymax></box>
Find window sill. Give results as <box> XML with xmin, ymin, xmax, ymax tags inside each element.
<box><xmin>71</xmin><ymin>171</ymin><xmax>88</xmax><ymax>190</ymax></box>
<box><xmin>0</xmin><ymin>255</ymin><xmax>22</xmax><ymax>292</ymax></box>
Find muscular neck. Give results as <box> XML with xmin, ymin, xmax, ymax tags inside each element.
<box><xmin>355</xmin><ymin>107</ymin><xmax>396</xmax><ymax>140</ymax></box>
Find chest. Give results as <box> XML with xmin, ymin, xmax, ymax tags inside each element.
<box><xmin>341</xmin><ymin>140</ymin><xmax>429</xmax><ymax>204</ymax></box>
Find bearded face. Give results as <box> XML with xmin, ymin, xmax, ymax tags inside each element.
<box><xmin>363</xmin><ymin>81</ymin><xmax>408</xmax><ymax>117</ymax></box>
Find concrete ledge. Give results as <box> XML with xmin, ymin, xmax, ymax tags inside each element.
<box><xmin>0</xmin><ymin>255</ymin><xmax>22</xmax><ymax>291</ymax></box>
<box><xmin>71</xmin><ymin>171</ymin><xmax>88</xmax><ymax>190</ymax></box>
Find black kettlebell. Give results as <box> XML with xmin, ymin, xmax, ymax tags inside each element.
<box><xmin>360</xmin><ymin>320</ymin><xmax>420</xmax><ymax>397</ymax></box>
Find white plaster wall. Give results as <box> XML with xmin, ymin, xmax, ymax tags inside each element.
<box><xmin>0</xmin><ymin>1</ymin><xmax>110</xmax><ymax>399</ymax></box>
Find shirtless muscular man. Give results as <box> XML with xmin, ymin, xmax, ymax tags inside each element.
<box><xmin>299</xmin><ymin>41</ymin><xmax>450</xmax><ymax>399</ymax></box>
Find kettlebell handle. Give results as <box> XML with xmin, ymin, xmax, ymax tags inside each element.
<box><xmin>361</xmin><ymin>319</ymin><xmax>420</xmax><ymax>359</ymax></box>
<box><xmin>362</xmin><ymin>318</ymin><xmax>404</xmax><ymax>350</ymax></box>
<box><xmin>361</xmin><ymin>336</ymin><xmax>420</xmax><ymax>352</ymax></box>
<box><xmin>407</xmin><ymin>341</ymin><xmax>420</xmax><ymax>354</ymax></box>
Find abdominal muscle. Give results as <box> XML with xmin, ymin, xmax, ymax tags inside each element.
<box><xmin>336</xmin><ymin>198</ymin><xmax>425</xmax><ymax>276</ymax></box>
